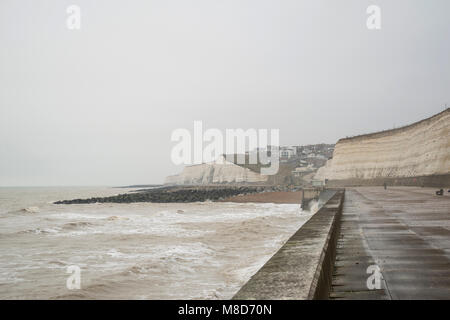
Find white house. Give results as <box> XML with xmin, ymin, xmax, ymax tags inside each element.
<box><xmin>280</xmin><ymin>147</ymin><xmax>296</xmax><ymax>158</ymax></box>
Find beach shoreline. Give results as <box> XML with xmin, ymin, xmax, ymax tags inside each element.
<box><xmin>220</xmin><ymin>191</ymin><xmax>303</xmax><ymax>204</ymax></box>
<box><xmin>54</xmin><ymin>185</ymin><xmax>302</xmax><ymax>204</ymax></box>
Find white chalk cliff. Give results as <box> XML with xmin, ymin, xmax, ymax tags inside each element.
<box><xmin>315</xmin><ymin>109</ymin><xmax>450</xmax><ymax>181</ymax></box>
<box><xmin>165</xmin><ymin>156</ymin><xmax>268</xmax><ymax>185</ymax></box>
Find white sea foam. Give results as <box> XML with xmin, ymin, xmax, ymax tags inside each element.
<box><xmin>0</xmin><ymin>187</ymin><xmax>312</xmax><ymax>299</ymax></box>
<box><xmin>24</xmin><ymin>206</ymin><xmax>40</xmax><ymax>213</ymax></box>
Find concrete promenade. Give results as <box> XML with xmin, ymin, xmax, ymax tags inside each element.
<box><xmin>330</xmin><ymin>187</ymin><xmax>450</xmax><ymax>299</ymax></box>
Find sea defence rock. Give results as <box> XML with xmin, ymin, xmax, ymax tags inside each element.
<box><xmin>233</xmin><ymin>190</ymin><xmax>344</xmax><ymax>300</ymax></box>
<box><xmin>54</xmin><ymin>185</ymin><xmax>294</xmax><ymax>204</ymax></box>
<box><xmin>165</xmin><ymin>156</ymin><xmax>268</xmax><ymax>185</ymax></box>
<box><xmin>315</xmin><ymin>109</ymin><xmax>450</xmax><ymax>187</ymax></box>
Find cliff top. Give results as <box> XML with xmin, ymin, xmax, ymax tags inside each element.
<box><xmin>338</xmin><ymin>108</ymin><xmax>449</xmax><ymax>144</ymax></box>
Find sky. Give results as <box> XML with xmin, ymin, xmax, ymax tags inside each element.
<box><xmin>1</xmin><ymin>0</ymin><xmax>449</xmax><ymax>186</ymax></box>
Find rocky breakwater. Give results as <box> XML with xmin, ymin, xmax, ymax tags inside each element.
<box><xmin>315</xmin><ymin>108</ymin><xmax>450</xmax><ymax>186</ymax></box>
<box><xmin>54</xmin><ymin>186</ymin><xmax>296</xmax><ymax>204</ymax></box>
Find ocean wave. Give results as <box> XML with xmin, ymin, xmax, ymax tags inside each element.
<box><xmin>52</xmin><ymin>281</ymin><xmax>121</xmax><ymax>300</ymax></box>
<box><xmin>122</xmin><ymin>260</ymin><xmax>197</xmax><ymax>276</ymax></box>
<box><xmin>61</xmin><ymin>221</ymin><xmax>94</xmax><ymax>230</ymax></box>
<box><xmin>24</xmin><ymin>206</ymin><xmax>40</xmax><ymax>213</ymax></box>
<box><xmin>18</xmin><ymin>227</ymin><xmax>61</xmax><ymax>235</ymax></box>
<box><xmin>4</xmin><ymin>206</ymin><xmax>41</xmax><ymax>216</ymax></box>
<box><xmin>17</xmin><ymin>221</ymin><xmax>94</xmax><ymax>235</ymax></box>
<box><xmin>105</xmin><ymin>215</ymin><xmax>129</xmax><ymax>221</ymax></box>
<box><xmin>106</xmin><ymin>248</ymin><xmax>124</xmax><ymax>258</ymax></box>
<box><xmin>51</xmin><ymin>212</ymin><xmax>108</xmax><ymax>220</ymax></box>
<box><xmin>122</xmin><ymin>263</ymin><xmax>164</xmax><ymax>275</ymax></box>
<box><xmin>0</xmin><ymin>197</ymin><xmax>309</xmax><ymax>299</ymax></box>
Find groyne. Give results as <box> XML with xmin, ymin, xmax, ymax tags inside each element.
<box><xmin>233</xmin><ymin>190</ymin><xmax>344</xmax><ymax>300</ymax></box>
<box><xmin>54</xmin><ymin>185</ymin><xmax>299</xmax><ymax>204</ymax></box>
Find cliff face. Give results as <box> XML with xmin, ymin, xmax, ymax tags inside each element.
<box><xmin>315</xmin><ymin>109</ymin><xmax>450</xmax><ymax>181</ymax></box>
<box><xmin>165</xmin><ymin>156</ymin><xmax>268</xmax><ymax>185</ymax></box>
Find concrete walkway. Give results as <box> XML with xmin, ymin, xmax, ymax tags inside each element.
<box><xmin>330</xmin><ymin>187</ymin><xmax>450</xmax><ymax>300</ymax></box>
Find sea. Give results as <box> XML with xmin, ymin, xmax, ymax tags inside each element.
<box><xmin>0</xmin><ymin>187</ymin><xmax>314</xmax><ymax>299</ymax></box>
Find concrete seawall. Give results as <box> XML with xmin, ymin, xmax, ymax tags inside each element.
<box><xmin>232</xmin><ymin>190</ymin><xmax>345</xmax><ymax>300</ymax></box>
<box><xmin>326</xmin><ymin>173</ymin><xmax>450</xmax><ymax>188</ymax></box>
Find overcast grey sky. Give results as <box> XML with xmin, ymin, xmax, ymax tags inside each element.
<box><xmin>1</xmin><ymin>0</ymin><xmax>449</xmax><ymax>186</ymax></box>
